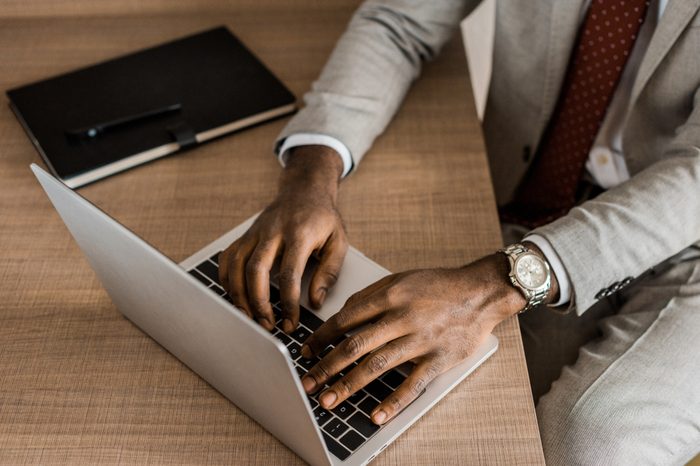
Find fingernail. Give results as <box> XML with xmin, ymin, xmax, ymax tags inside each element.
<box><xmin>302</xmin><ymin>376</ymin><xmax>316</xmax><ymax>393</ymax></box>
<box><xmin>372</xmin><ymin>409</ymin><xmax>387</xmax><ymax>424</ymax></box>
<box><xmin>318</xmin><ymin>288</ymin><xmax>327</xmax><ymax>305</ymax></box>
<box><xmin>320</xmin><ymin>390</ymin><xmax>337</xmax><ymax>408</ymax></box>
<box><xmin>301</xmin><ymin>344</ymin><xmax>312</xmax><ymax>359</ymax></box>
<box><xmin>282</xmin><ymin>319</ymin><xmax>294</xmax><ymax>333</ymax></box>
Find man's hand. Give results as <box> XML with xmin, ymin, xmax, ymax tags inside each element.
<box><xmin>299</xmin><ymin>254</ymin><xmax>535</xmax><ymax>426</ymax></box>
<box><xmin>219</xmin><ymin>145</ymin><xmax>347</xmax><ymax>333</ymax></box>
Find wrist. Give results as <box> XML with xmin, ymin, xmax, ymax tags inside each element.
<box><xmin>456</xmin><ymin>254</ymin><xmax>527</xmax><ymax>323</ymax></box>
<box><xmin>279</xmin><ymin>145</ymin><xmax>343</xmax><ymax>203</ymax></box>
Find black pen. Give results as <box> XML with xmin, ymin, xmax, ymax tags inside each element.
<box><xmin>65</xmin><ymin>103</ymin><xmax>182</xmax><ymax>140</ymax></box>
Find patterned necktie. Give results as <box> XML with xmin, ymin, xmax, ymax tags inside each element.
<box><xmin>500</xmin><ymin>0</ymin><xmax>651</xmax><ymax>228</ymax></box>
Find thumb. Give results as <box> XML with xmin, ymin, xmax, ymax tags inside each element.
<box><xmin>309</xmin><ymin>231</ymin><xmax>348</xmax><ymax>308</ymax></box>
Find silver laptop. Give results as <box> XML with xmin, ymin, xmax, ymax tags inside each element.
<box><xmin>31</xmin><ymin>163</ymin><xmax>498</xmax><ymax>466</ymax></box>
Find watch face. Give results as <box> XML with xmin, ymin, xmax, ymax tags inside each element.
<box><xmin>515</xmin><ymin>254</ymin><xmax>548</xmax><ymax>290</ymax></box>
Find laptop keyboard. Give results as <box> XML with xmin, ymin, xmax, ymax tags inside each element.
<box><xmin>189</xmin><ymin>254</ymin><xmax>407</xmax><ymax>461</ymax></box>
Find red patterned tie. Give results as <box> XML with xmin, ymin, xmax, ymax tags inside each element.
<box><xmin>500</xmin><ymin>0</ymin><xmax>651</xmax><ymax>228</ymax></box>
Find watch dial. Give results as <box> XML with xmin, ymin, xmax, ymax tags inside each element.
<box><xmin>516</xmin><ymin>255</ymin><xmax>547</xmax><ymax>289</ymax></box>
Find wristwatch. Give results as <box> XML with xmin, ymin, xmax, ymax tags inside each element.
<box><xmin>498</xmin><ymin>243</ymin><xmax>552</xmax><ymax>313</ymax></box>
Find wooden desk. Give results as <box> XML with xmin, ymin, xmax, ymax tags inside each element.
<box><xmin>0</xmin><ymin>2</ymin><xmax>544</xmax><ymax>464</ymax></box>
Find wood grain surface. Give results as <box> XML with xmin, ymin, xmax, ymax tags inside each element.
<box><xmin>0</xmin><ymin>2</ymin><xmax>544</xmax><ymax>464</ymax></box>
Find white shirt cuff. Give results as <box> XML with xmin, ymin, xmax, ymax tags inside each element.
<box><xmin>524</xmin><ymin>234</ymin><xmax>572</xmax><ymax>306</ymax></box>
<box><xmin>277</xmin><ymin>133</ymin><xmax>353</xmax><ymax>178</ymax></box>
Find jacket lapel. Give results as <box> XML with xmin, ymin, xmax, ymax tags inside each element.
<box><xmin>630</xmin><ymin>0</ymin><xmax>700</xmax><ymax>105</ymax></box>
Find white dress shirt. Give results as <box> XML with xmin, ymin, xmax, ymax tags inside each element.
<box><xmin>276</xmin><ymin>0</ymin><xmax>667</xmax><ymax>306</ymax></box>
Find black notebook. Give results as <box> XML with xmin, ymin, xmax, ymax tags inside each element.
<box><xmin>7</xmin><ymin>26</ymin><xmax>296</xmax><ymax>188</ymax></box>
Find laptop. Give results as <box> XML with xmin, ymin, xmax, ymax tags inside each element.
<box><xmin>31</xmin><ymin>163</ymin><xmax>498</xmax><ymax>466</ymax></box>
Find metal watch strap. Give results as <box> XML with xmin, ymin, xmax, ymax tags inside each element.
<box><xmin>499</xmin><ymin>244</ymin><xmax>550</xmax><ymax>313</ymax></box>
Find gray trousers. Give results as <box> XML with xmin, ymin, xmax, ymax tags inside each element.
<box><xmin>503</xmin><ymin>225</ymin><xmax>700</xmax><ymax>465</ymax></box>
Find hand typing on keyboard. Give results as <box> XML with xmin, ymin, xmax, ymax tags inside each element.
<box><xmin>299</xmin><ymin>256</ymin><xmax>534</xmax><ymax>426</ymax></box>
<box><xmin>217</xmin><ymin>147</ymin><xmax>347</xmax><ymax>333</ymax></box>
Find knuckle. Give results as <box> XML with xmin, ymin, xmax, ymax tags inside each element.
<box><xmin>248</xmin><ymin>297</ymin><xmax>269</xmax><ymax>313</ymax></box>
<box><xmin>280</xmin><ymin>301</ymin><xmax>298</xmax><ymax>317</ymax></box>
<box><xmin>313</xmin><ymin>361</ymin><xmax>331</xmax><ymax>381</ymax></box>
<box><xmin>387</xmin><ymin>395</ymin><xmax>404</xmax><ymax>413</ymax></box>
<box><xmin>245</xmin><ymin>259</ymin><xmax>264</xmax><ymax>277</ymax></box>
<box><xmin>321</xmin><ymin>269</ymin><xmax>339</xmax><ymax>286</ymax></box>
<box><xmin>299</xmin><ymin>225</ymin><xmax>316</xmax><ymax>239</ymax></box>
<box><xmin>384</xmin><ymin>284</ymin><xmax>404</xmax><ymax>305</ymax></box>
<box><xmin>304</xmin><ymin>337</ymin><xmax>319</xmax><ymax>352</ymax></box>
<box><xmin>231</xmin><ymin>249</ymin><xmax>247</xmax><ymax>264</ymax></box>
<box><xmin>278</xmin><ymin>267</ymin><xmax>299</xmax><ymax>286</ymax></box>
<box><xmin>426</xmin><ymin>361</ymin><xmax>444</xmax><ymax>378</ymax></box>
<box><xmin>343</xmin><ymin>292</ymin><xmax>361</xmax><ymax>307</ymax></box>
<box><xmin>410</xmin><ymin>376</ymin><xmax>429</xmax><ymax>396</ymax></box>
<box><xmin>290</xmin><ymin>224</ymin><xmax>314</xmax><ymax>241</ymax></box>
<box><xmin>228</xmin><ymin>290</ymin><xmax>243</xmax><ymax>302</ymax></box>
<box><xmin>342</xmin><ymin>335</ymin><xmax>365</xmax><ymax>358</ymax></box>
<box><xmin>366</xmin><ymin>353</ymin><xmax>389</xmax><ymax>374</ymax></box>
<box><xmin>336</xmin><ymin>377</ymin><xmax>354</xmax><ymax>397</ymax></box>
<box><xmin>330</xmin><ymin>310</ymin><xmax>351</xmax><ymax>330</ymax></box>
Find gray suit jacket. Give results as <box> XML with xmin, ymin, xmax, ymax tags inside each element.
<box><xmin>276</xmin><ymin>0</ymin><xmax>700</xmax><ymax>315</ymax></box>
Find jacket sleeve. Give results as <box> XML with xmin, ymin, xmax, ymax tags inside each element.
<box><xmin>532</xmin><ymin>86</ymin><xmax>700</xmax><ymax>315</ymax></box>
<box><xmin>275</xmin><ymin>0</ymin><xmax>478</xmax><ymax>169</ymax></box>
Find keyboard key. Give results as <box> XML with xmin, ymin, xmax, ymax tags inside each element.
<box><xmin>347</xmin><ymin>390</ymin><xmax>366</xmax><ymax>406</ymax></box>
<box><xmin>290</xmin><ymin>326</ymin><xmax>311</xmax><ymax>344</ymax></box>
<box><xmin>332</xmin><ymin>401</ymin><xmax>353</xmax><ymax>419</ymax></box>
<box><xmin>313</xmin><ymin>406</ymin><xmax>332</xmax><ymax>427</ymax></box>
<box><xmin>339</xmin><ymin>361</ymin><xmax>359</xmax><ymax>377</ymax></box>
<box><xmin>339</xmin><ymin>430</ymin><xmax>365</xmax><ymax>451</ymax></box>
<box><xmin>197</xmin><ymin>260</ymin><xmax>220</xmax><ymax>284</ymax></box>
<box><xmin>273</xmin><ymin>305</ymin><xmax>283</xmax><ymax>323</ymax></box>
<box><xmin>348</xmin><ymin>412</ymin><xmax>380</xmax><ymax>438</ymax></box>
<box><xmin>322</xmin><ymin>433</ymin><xmax>351</xmax><ymax>461</ymax></box>
<box><xmin>323</xmin><ymin>418</ymin><xmax>349</xmax><ymax>438</ymax></box>
<box><xmin>308</xmin><ymin>397</ymin><xmax>318</xmax><ymax>409</ymax></box>
<box><xmin>319</xmin><ymin>346</ymin><xmax>333</xmax><ymax>359</ymax></box>
<box><xmin>296</xmin><ymin>366</ymin><xmax>307</xmax><ymax>377</ymax></box>
<box><xmin>381</xmin><ymin>370</ymin><xmax>406</xmax><ymax>389</ymax></box>
<box><xmin>188</xmin><ymin>269</ymin><xmax>211</xmax><ymax>286</ymax></box>
<box><xmin>210</xmin><ymin>253</ymin><xmax>220</xmax><ymax>265</ymax></box>
<box><xmin>288</xmin><ymin>342</ymin><xmax>302</xmax><ymax>360</ymax></box>
<box><xmin>269</xmin><ymin>286</ymin><xmax>280</xmax><ymax>305</ymax></box>
<box><xmin>274</xmin><ymin>331</ymin><xmax>291</xmax><ymax>346</ymax></box>
<box><xmin>366</xmin><ymin>380</ymin><xmax>392</xmax><ymax>401</ymax></box>
<box><xmin>208</xmin><ymin>284</ymin><xmax>226</xmax><ymax>296</ymax></box>
<box><xmin>298</xmin><ymin>356</ymin><xmax>319</xmax><ymax>371</ymax></box>
<box><xmin>299</xmin><ymin>308</ymin><xmax>324</xmax><ymax>331</ymax></box>
<box><xmin>357</xmin><ymin>397</ymin><xmax>379</xmax><ymax>417</ymax></box>
<box><xmin>339</xmin><ymin>362</ymin><xmax>357</xmax><ymax>377</ymax></box>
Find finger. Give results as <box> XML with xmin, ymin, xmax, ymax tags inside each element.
<box><xmin>225</xmin><ymin>238</ymin><xmax>257</xmax><ymax>319</ymax></box>
<box><xmin>278</xmin><ymin>239</ymin><xmax>316</xmax><ymax>333</ymax></box>
<box><xmin>301</xmin><ymin>317</ymin><xmax>405</xmax><ymax>395</ymax></box>
<box><xmin>302</xmin><ymin>286</ymin><xmax>391</xmax><ymax>358</ymax></box>
<box><xmin>316</xmin><ymin>336</ymin><xmax>418</xmax><ymax>409</ymax></box>
<box><xmin>218</xmin><ymin>244</ymin><xmax>233</xmax><ymax>291</ymax></box>
<box><xmin>245</xmin><ymin>238</ymin><xmax>282</xmax><ymax>331</ymax></box>
<box><xmin>371</xmin><ymin>359</ymin><xmax>444</xmax><ymax>425</ymax></box>
<box><xmin>309</xmin><ymin>231</ymin><xmax>348</xmax><ymax>309</ymax></box>
<box><xmin>343</xmin><ymin>273</ymin><xmax>397</xmax><ymax>309</ymax></box>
